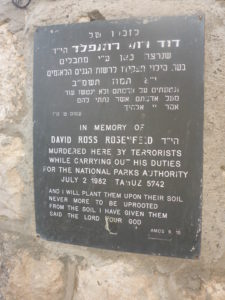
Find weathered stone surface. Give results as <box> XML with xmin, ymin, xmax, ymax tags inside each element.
<box><xmin>5</xmin><ymin>250</ymin><xmax>65</xmax><ymax>300</ymax></box>
<box><xmin>0</xmin><ymin>231</ymin><xmax>66</xmax><ymax>300</ymax></box>
<box><xmin>0</xmin><ymin>23</ymin><xmax>25</xmax><ymax>126</ymax></box>
<box><xmin>75</xmin><ymin>260</ymin><xmax>159</xmax><ymax>300</ymax></box>
<box><xmin>203</xmin><ymin>279</ymin><xmax>225</xmax><ymax>300</ymax></box>
<box><xmin>73</xmin><ymin>256</ymin><xmax>225</xmax><ymax>300</ymax></box>
<box><xmin>0</xmin><ymin>134</ymin><xmax>24</xmax><ymax>220</ymax></box>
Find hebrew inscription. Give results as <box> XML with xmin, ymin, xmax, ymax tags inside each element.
<box><xmin>33</xmin><ymin>15</ymin><xmax>204</xmax><ymax>258</ymax></box>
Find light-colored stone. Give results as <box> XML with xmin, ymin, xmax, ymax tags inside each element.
<box><xmin>76</xmin><ymin>16</ymin><xmax>91</xmax><ymax>23</ymax></box>
<box><xmin>4</xmin><ymin>250</ymin><xmax>65</xmax><ymax>300</ymax></box>
<box><xmin>0</xmin><ymin>23</ymin><xmax>25</xmax><ymax>126</ymax></box>
<box><xmin>204</xmin><ymin>280</ymin><xmax>225</xmax><ymax>300</ymax></box>
<box><xmin>0</xmin><ymin>134</ymin><xmax>24</xmax><ymax>219</ymax></box>
<box><xmin>75</xmin><ymin>260</ymin><xmax>163</xmax><ymax>300</ymax></box>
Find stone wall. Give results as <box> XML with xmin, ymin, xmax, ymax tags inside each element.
<box><xmin>0</xmin><ymin>0</ymin><xmax>225</xmax><ymax>299</ymax></box>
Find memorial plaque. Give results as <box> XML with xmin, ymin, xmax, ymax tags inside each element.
<box><xmin>33</xmin><ymin>15</ymin><xmax>204</xmax><ymax>258</ymax></box>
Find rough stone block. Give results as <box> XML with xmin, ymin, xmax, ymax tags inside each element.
<box><xmin>0</xmin><ymin>134</ymin><xmax>24</xmax><ymax>219</ymax></box>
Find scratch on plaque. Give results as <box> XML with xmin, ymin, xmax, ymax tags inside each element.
<box><xmin>147</xmin><ymin>237</ymin><xmax>172</xmax><ymax>242</ymax></box>
<box><xmin>142</xmin><ymin>17</ymin><xmax>161</xmax><ymax>24</ymax></box>
<box><xmin>190</xmin><ymin>215</ymin><xmax>202</xmax><ymax>253</ymax></box>
<box><xmin>105</xmin><ymin>216</ymin><xmax>118</xmax><ymax>235</ymax></box>
<box><xmin>50</xmin><ymin>29</ymin><xmax>59</xmax><ymax>34</ymax></box>
<box><xmin>190</xmin><ymin>246</ymin><xmax>196</xmax><ymax>252</ymax></box>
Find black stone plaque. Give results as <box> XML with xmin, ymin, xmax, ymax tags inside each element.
<box><xmin>33</xmin><ymin>15</ymin><xmax>204</xmax><ymax>258</ymax></box>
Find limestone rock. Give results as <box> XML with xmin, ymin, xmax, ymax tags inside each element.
<box><xmin>0</xmin><ymin>23</ymin><xmax>25</xmax><ymax>126</ymax></box>
<box><xmin>4</xmin><ymin>250</ymin><xmax>65</xmax><ymax>300</ymax></box>
<box><xmin>74</xmin><ymin>260</ymin><xmax>161</xmax><ymax>300</ymax></box>
<box><xmin>203</xmin><ymin>279</ymin><xmax>225</xmax><ymax>300</ymax></box>
<box><xmin>0</xmin><ymin>134</ymin><xmax>24</xmax><ymax>219</ymax></box>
